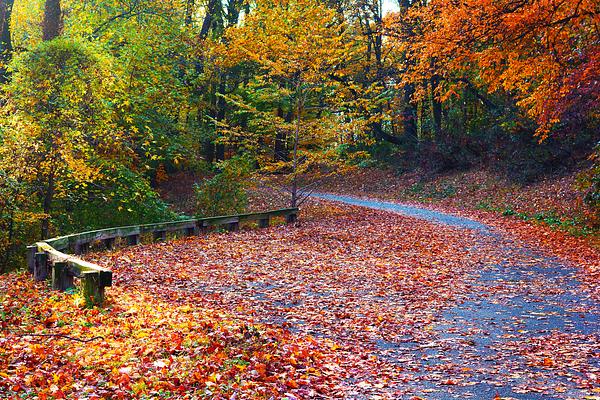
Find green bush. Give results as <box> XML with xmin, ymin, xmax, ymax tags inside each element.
<box><xmin>581</xmin><ymin>149</ymin><xmax>600</xmax><ymax>226</ymax></box>
<box><xmin>56</xmin><ymin>163</ymin><xmax>180</xmax><ymax>233</ymax></box>
<box><xmin>0</xmin><ymin>39</ymin><xmax>181</xmax><ymax>271</ymax></box>
<box><xmin>0</xmin><ymin>171</ymin><xmax>40</xmax><ymax>272</ymax></box>
<box><xmin>194</xmin><ymin>156</ymin><xmax>254</xmax><ymax>217</ymax></box>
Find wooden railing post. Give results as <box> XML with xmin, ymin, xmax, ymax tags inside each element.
<box><xmin>52</xmin><ymin>262</ymin><xmax>74</xmax><ymax>291</ymax></box>
<box><xmin>153</xmin><ymin>230</ymin><xmax>167</xmax><ymax>242</ymax></box>
<box><xmin>198</xmin><ymin>222</ymin><xmax>209</xmax><ymax>234</ymax></box>
<box><xmin>286</xmin><ymin>213</ymin><xmax>297</xmax><ymax>223</ymax></box>
<box><xmin>34</xmin><ymin>252</ymin><xmax>49</xmax><ymax>281</ymax></box>
<box><xmin>259</xmin><ymin>217</ymin><xmax>270</xmax><ymax>228</ymax></box>
<box><xmin>26</xmin><ymin>245</ymin><xmax>37</xmax><ymax>274</ymax></box>
<box><xmin>74</xmin><ymin>242</ymin><xmax>89</xmax><ymax>255</ymax></box>
<box><xmin>82</xmin><ymin>271</ymin><xmax>105</xmax><ymax>306</ymax></box>
<box><xmin>104</xmin><ymin>238</ymin><xmax>115</xmax><ymax>250</ymax></box>
<box><xmin>127</xmin><ymin>234</ymin><xmax>140</xmax><ymax>246</ymax></box>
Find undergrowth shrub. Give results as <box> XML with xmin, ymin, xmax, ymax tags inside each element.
<box><xmin>580</xmin><ymin>144</ymin><xmax>600</xmax><ymax>226</ymax></box>
<box><xmin>57</xmin><ymin>164</ymin><xmax>179</xmax><ymax>233</ymax></box>
<box><xmin>0</xmin><ymin>171</ymin><xmax>41</xmax><ymax>272</ymax></box>
<box><xmin>194</xmin><ymin>156</ymin><xmax>254</xmax><ymax>217</ymax></box>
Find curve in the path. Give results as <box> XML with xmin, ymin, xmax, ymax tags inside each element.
<box><xmin>312</xmin><ymin>193</ymin><xmax>491</xmax><ymax>233</ymax></box>
<box><xmin>312</xmin><ymin>193</ymin><xmax>600</xmax><ymax>400</ymax></box>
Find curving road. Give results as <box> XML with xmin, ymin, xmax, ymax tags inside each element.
<box><xmin>311</xmin><ymin>193</ymin><xmax>600</xmax><ymax>399</ymax></box>
<box><xmin>103</xmin><ymin>193</ymin><xmax>600</xmax><ymax>399</ymax></box>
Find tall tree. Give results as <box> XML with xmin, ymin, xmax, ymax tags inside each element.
<box><xmin>225</xmin><ymin>0</ymin><xmax>355</xmax><ymax>207</ymax></box>
<box><xmin>42</xmin><ymin>0</ymin><xmax>62</xmax><ymax>41</ymax></box>
<box><xmin>0</xmin><ymin>39</ymin><xmax>118</xmax><ymax>238</ymax></box>
<box><xmin>0</xmin><ymin>0</ymin><xmax>13</xmax><ymax>82</ymax></box>
<box><xmin>405</xmin><ymin>0</ymin><xmax>600</xmax><ymax>138</ymax></box>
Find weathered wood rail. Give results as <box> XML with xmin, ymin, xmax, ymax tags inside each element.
<box><xmin>27</xmin><ymin>208</ymin><xmax>299</xmax><ymax>306</ymax></box>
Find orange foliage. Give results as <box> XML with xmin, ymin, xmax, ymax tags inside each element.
<box><xmin>389</xmin><ymin>0</ymin><xmax>600</xmax><ymax>137</ymax></box>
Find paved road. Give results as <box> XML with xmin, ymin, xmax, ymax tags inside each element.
<box><xmin>312</xmin><ymin>193</ymin><xmax>600</xmax><ymax>399</ymax></box>
<box><xmin>111</xmin><ymin>193</ymin><xmax>600</xmax><ymax>399</ymax></box>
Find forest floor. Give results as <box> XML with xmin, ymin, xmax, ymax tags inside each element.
<box><xmin>2</xmin><ymin>197</ymin><xmax>598</xmax><ymax>398</ymax></box>
<box><xmin>319</xmin><ymin>166</ymin><xmax>598</xmax><ymax>240</ymax></box>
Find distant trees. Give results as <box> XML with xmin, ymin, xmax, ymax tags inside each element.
<box><xmin>400</xmin><ymin>0</ymin><xmax>600</xmax><ymax>139</ymax></box>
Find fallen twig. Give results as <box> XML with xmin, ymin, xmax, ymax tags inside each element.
<box><xmin>15</xmin><ymin>333</ymin><xmax>104</xmax><ymax>343</ymax></box>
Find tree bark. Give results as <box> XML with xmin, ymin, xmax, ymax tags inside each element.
<box><xmin>42</xmin><ymin>0</ymin><xmax>62</xmax><ymax>41</ymax></box>
<box><xmin>274</xmin><ymin>107</ymin><xmax>289</xmax><ymax>162</ymax></box>
<box><xmin>225</xmin><ymin>0</ymin><xmax>244</xmax><ymax>26</ymax></box>
<box><xmin>291</xmin><ymin>84</ymin><xmax>302</xmax><ymax>208</ymax></box>
<box><xmin>185</xmin><ymin>0</ymin><xmax>195</xmax><ymax>26</ymax></box>
<box><xmin>403</xmin><ymin>82</ymin><xmax>418</xmax><ymax>146</ymax></box>
<box><xmin>41</xmin><ymin>173</ymin><xmax>55</xmax><ymax>239</ymax></box>
<box><xmin>199</xmin><ymin>0</ymin><xmax>222</xmax><ymax>39</ymax></box>
<box><xmin>431</xmin><ymin>75</ymin><xmax>443</xmax><ymax>138</ymax></box>
<box><xmin>398</xmin><ymin>0</ymin><xmax>418</xmax><ymax>146</ymax></box>
<box><xmin>371</xmin><ymin>121</ymin><xmax>403</xmax><ymax>145</ymax></box>
<box><xmin>0</xmin><ymin>0</ymin><xmax>14</xmax><ymax>83</ymax></box>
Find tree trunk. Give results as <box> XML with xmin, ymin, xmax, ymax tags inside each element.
<box><xmin>291</xmin><ymin>85</ymin><xmax>302</xmax><ymax>208</ymax></box>
<box><xmin>199</xmin><ymin>0</ymin><xmax>222</xmax><ymax>39</ymax></box>
<box><xmin>403</xmin><ymin>82</ymin><xmax>418</xmax><ymax>146</ymax></box>
<box><xmin>225</xmin><ymin>0</ymin><xmax>244</xmax><ymax>26</ymax></box>
<box><xmin>431</xmin><ymin>75</ymin><xmax>442</xmax><ymax>139</ymax></box>
<box><xmin>185</xmin><ymin>0</ymin><xmax>195</xmax><ymax>26</ymax></box>
<box><xmin>0</xmin><ymin>0</ymin><xmax>14</xmax><ymax>83</ymax></box>
<box><xmin>41</xmin><ymin>173</ymin><xmax>55</xmax><ymax>239</ymax></box>
<box><xmin>371</xmin><ymin>120</ymin><xmax>402</xmax><ymax>145</ymax></box>
<box><xmin>201</xmin><ymin>109</ymin><xmax>215</xmax><ymax>163</ymax></box>
<box><xmin>274</xmin><ymin>107</ymin><xmax>289</xmax><ymax>162</ymax></box>
<box><xmin>42</xmin><ymin>0</ymin><xmax>62</xmax><ymax>41</ymax></box>
<box><xmin>396</xmin><ymin>0</ymin><xmax>418</xmax><ymax>147</ymax></box>
<box><xmin>203</xmin><ymin>139</ymin><xmax>215</xmax><ymax>163</ymax></box>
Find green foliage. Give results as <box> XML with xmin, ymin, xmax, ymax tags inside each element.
<box><xmin>403</xmin><ymin>181</ymin><xmax>457</xmax><ymax>201</ymax></box>
<box><xmin>0</xmin><ymin>38</ymin><xmax>120</xmax><ymax>270</ymax></box>
<box><xmin>0</xmin><ymin>37</ymin><xmax>180</xmax><ymax>269</ymax></box>
<box><xmin>1</xmin><ymin>37</ymin><xmax>117</xmax><ymax>190</ymax></box>
<box><xmin>57</xmin><ymin>164</ymin><xmax>179</xmax><ymax>233</ymax></box>
<box><xmin>0</xmin><ymin>171</ymin><xmax>40</xmax><ymax>271</ymax></box>
<box><xmin>194</xmin><ymin>156</ymin><xmax>254</xmax><ymax>217</ymax></box>
<box><xmin>6</xmin><ymin>38</ymin><xmax>115</xmax><ymax>135</ymax></box>
<box><xmin>502</xmin><ymin>207</ymin><xmax>594</xmax><ymax>236</ymax></box>
<box><xmin>580</xmin><ymin>145</ymin><xmax>600</xmax><ymax>225</ymax></box>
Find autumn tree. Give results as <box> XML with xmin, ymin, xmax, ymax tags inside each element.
<box><xmin>193</xmin><ymin>0</ymin><xmax>247</xmax><ymax>163</ymax></box>
<box><xmin>0</xmin><ymin>39</ymin><xmax>119</xmax><ymax>238</ymax></box>
<box><xmin>403</xmin><ymin>0</ymin><xmax>600</xmax><ymax>139</ymax></box>
<box><xmin>224</xmin><ymin>0</ymin><xmax>356</xmax><ymax>207</ymax></box>
<box><xmin>0</xmin><ymin>0</ymin><xmax>14</xmax><ymax>82</ymax></box>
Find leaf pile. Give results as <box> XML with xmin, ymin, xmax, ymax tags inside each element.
<box><xmin>90</xmin><ymin>201</ymin><xmax>598</xmax><ymax>398</ymax></box>
<box><xmin>0</xmin><ymin>274</ymin><xmax>336</xmax><ymax>398</ymax></box>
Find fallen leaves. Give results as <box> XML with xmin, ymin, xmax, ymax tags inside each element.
<box><xmin>0</xmin><ymin>273</ymin><xmax>336</xmax><ymax>398</ymax></box>
<box><xmin>2</xmin><ymin>199</ymin><xmax>599</xmax><ymax>398</ymax></box>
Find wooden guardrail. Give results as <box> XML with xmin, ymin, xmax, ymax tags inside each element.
<box><xmin>27</xmin><ymin>208</ymin><xmax>299</xmax><ymax>306</ymax></box>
